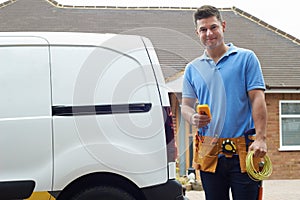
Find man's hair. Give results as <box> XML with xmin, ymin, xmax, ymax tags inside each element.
<box><xmin>194</xmin><ymin>5</ymin><xmax>223</xmax><ymax>26</ymax></box>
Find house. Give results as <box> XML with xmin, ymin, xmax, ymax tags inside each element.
<box><xmin>1</xmin><ymin>0</ymin><xmax>300</xmax><ymax>179</ymax></box>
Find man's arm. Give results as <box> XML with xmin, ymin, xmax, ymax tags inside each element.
<box><xmin>248</xmin><ymin>89</ymin><xmax>268</xmax><ymax>158</ymax></box>
<box><xmin>181</xmin><ymin>97</ymin><xmax>211</xmax><ymax>128</ymax></box>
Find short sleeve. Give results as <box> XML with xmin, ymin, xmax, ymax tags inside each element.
<box><xmin>246</xmin><ymin>51</ymin><xmax>265</xmax><ymax>91</ymax></box>
<box><xmin>182</xmin><ymin>65</ymin><xmax>197</xmax><ymax>98</ymax></box>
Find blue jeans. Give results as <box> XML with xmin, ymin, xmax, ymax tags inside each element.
<box><xmin>200</xmin><ymin>155</ymin><xmax>259</xmax><ymax>200</ymax></box>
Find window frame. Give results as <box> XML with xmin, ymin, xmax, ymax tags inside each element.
<box><xmin>279</xmin><ymin>100</ymin><xmax>300</xmax><ymax>151</ymax></box>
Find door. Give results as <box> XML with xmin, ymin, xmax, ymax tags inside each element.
<box><xmin>0</xmin><ymin>36</ymin><xmax>52</xmax><ymax>198</ymax></box>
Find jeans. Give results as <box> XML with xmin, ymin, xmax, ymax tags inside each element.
<box><xmin>200</xmin><ymin>155</ymin><xmax>259</xmax><ymax>200</ymax></box>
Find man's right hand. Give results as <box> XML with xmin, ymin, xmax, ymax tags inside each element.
<box><xmin>190</xmin><ymin>112</ymin><xmax>211</xmax><ymax>128</ymax></box>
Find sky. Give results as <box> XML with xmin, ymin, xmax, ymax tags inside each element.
<box><xmin>53</xmin><ymin>0</ymin><xmax>300</xmax><ymax>39</ymax></box>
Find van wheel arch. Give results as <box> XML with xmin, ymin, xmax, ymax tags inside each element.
<box><xmin>57</xmin><ymin>172</ymin><xmax>145</xmax><ymax>200</ymax></box>
<box><xmin>71</xmin><ymin>185</ymin><xmax>136</xmax><ymax>200</ymax></box>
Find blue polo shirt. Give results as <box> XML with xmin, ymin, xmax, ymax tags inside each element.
<box><xmin>182</xmin><ymin>43</ymin><xmax>265</xmax><ymax>138</ymax></box>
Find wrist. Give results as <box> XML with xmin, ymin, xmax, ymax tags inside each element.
<box><xmin>255</xmin><ymin>131</ymin><xmax>266</xmax><ymax>141</ymax></box>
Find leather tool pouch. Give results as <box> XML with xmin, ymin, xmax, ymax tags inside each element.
<box><xmin>193</xmin><ymin>134</ymin><xmax>219</xmax><ymax>173</ymax></box>
<box><xmin>235</xmin><ymin>137</ymin><xmax>248</xmax><ymax>173</ymax></box>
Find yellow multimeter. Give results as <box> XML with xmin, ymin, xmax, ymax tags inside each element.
<box><xmin>197</xmin><ymin>104</ymin><xmax>212</xmax><ymax>118</ymax></box>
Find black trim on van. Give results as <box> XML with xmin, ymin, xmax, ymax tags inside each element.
<box><xmin>142</xmin><ymin>179</ymin><xmax>184</xmax><ymax>200</ymax></box>
<box><xmin>52</xmin><ymin>103</ymin><xmax>152</xmax><ymax>116</ymax></box>
<box><xmin>0</xmin><ymin>180</ymin><xmax>35</xmax><ymax>199</ymax></box>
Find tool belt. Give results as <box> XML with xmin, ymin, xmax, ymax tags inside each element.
<box><xmin>193</xmin><ymin>134</ymin><xmax>259</xmax><ymax>173</ymax></box>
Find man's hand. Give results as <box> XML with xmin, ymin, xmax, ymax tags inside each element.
<box><xmin>249</xmin><ymin>139</ymin><xmax>267</xmax><ymax>158</ymax></box>
<box><xmin>181</xmin><ymin>97</ymin><xmax>211</xmax><ymax>128</ymax></box>
<box><xmin>190</xmin><ymin>112</ymin><xmax>211</xmax><ymax>128</ymax></box>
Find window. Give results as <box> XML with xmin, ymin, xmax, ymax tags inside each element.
<box><xmin>279</xmin><ymin>101</ymin><xmax>300</xmax><ymax>151</ymax></box>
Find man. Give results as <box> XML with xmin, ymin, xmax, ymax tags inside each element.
<box><xmin>181</xmin><ymin>5</ymin><xmax>268</xmax><ymax>200</ymax></box>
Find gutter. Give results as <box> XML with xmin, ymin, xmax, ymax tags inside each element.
<box><xmin>265</xmin><ymin>85</ymin><xmax>300</xmax><ymax>94</ymax></box>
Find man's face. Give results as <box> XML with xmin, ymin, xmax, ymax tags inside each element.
<box><xmin>195</xmin><ymin>16</ymin><xmax>226</xmax><ymax>50</ymax></box>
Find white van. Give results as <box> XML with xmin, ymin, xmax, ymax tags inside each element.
<box><xmin>0</xmin><ymin>32</ymin><xmax>183</xmax><ymax>200</ymax></box>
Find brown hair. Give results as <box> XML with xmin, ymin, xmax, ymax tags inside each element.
<box><xmin>194</xmin><ymin>5</ymin><xmax>223</xmax><ymax>26</ymax></box>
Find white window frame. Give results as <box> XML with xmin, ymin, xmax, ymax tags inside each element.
<box><xmin>279</xmin><ymin>100</ymin><xmax>300</xmax><ymax>151</ymax></box>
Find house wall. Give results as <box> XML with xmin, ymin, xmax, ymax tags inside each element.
<box><xmin>170</xmin><ymin>92</ymin><xmax>300</xmax><ymax>180</ymax></box>
<box><xmin>266</xmin><ymin>92</ymin><xmax>300</xmax><ymax>179</ymax></box>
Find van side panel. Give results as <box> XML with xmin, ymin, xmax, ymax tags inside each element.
<box><xmin>51</xmin><ymin>40</ymin><xmax>168</xmax><ymax>189</ymax></box>
<box><xmin>0</xmin><ymin>38</ymin><xmax>52</xmax><ymax>193</ymax></box>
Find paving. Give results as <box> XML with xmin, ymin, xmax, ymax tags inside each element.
<box><xmin>185</xmin><ymin>179</ymin><xmax>300</xmax><ymax>200</ymax></box>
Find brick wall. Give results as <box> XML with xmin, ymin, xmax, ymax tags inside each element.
<box><xmin>266</xmin><ymin>93</ymin><xmax>300</xmax><ymax>179</ymax></box>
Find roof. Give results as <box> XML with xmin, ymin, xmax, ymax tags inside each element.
<box><xmin>1</xmin><ymin>0</ymin><xmax>300</xmax><ymax>91</ymax></box>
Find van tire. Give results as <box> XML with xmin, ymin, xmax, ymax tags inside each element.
<box><xmin>71</xmin><ymin>185</ymin><xmax>136</xmax><ymax>200</ymax></box>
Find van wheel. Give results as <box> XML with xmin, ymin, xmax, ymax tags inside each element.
<box><xmin>72</xmin><ymin>185</ymin><xmax>136</xmax><ymax>200</ymax></box>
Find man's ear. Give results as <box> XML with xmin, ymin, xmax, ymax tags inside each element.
<box><xmin>222</xmin><ymin>21</ymin><xmax>226</xmax><ymax>32</ymax></box>
<box><xmin>195</xmin><ymin>28</ymin><xmax>199</xmax><ymax>36</ymax></box>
